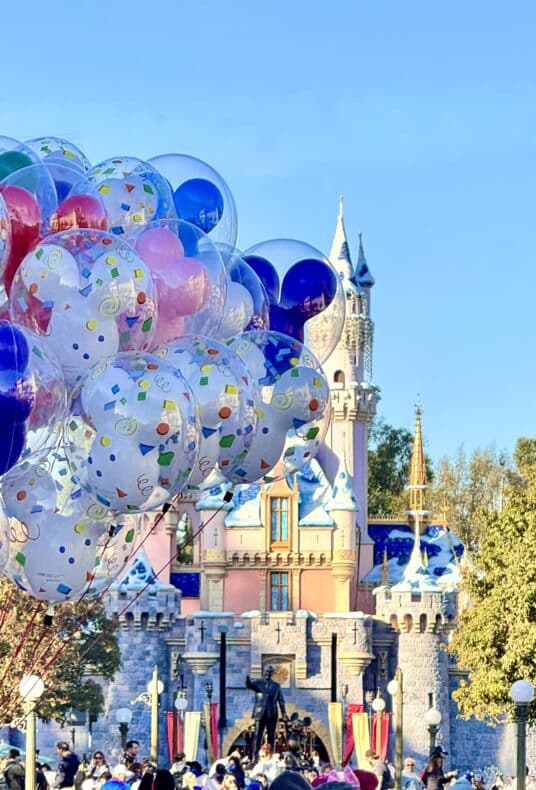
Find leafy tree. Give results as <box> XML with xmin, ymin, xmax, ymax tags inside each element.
<box><xmin>368</xmin><ymin>417</ymin><xmax>433</xmax><ymax>518</ymax></box>
<box><xmin>428</xmin><ymin>446</ymin><xmax>510</xmax><ymax>549</ymax></box>
<box><xmin>450</xmin><ymin>438</ymin><xmax>536</xmax><ymax>722</ymax></box>
<box><xmin>0</xmin><ymin>579</ymin><xmax>120</xmax><ymax>725</ymax></box>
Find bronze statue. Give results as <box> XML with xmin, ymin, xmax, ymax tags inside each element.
<box><xmin>246</xmin><ymin>666</ymin><xmax>287</xmax><ymax>755</ymax></box>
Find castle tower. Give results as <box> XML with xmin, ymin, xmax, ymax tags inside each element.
<box><xmin>375</xmin><ymin>408</ymin><xmax>454</xmax><ymax>762</ymax></box>
<box><xmin>318</xmin><ymin>198</ymin><xmax>380</xmax><ymax>595</ymax></box>
<box><xmin>407</xmin><ymin>403</ymin><xmax>430</xmax><ymax>534</ymax></box>
<box><xmin>326</xmin><ymin>448</ymin><xmax>359</xmax><ymax>611</ymax></box>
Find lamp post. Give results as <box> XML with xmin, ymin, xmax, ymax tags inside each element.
<box><xmin>174</xmin><ymin>693</ymin><xmax>188</xmax><ymax>756</ymax></box>
<box><xmin>133</xmin><ymin>666</ymin><xmax>164</xmax><ymax>765</ymax></box>
<box><xmin>115</xmin><ymin>707</ymin><xmax>133</xmax><ymax>751</ymax></box>
<box><xmin>424</xmin><ymin>707</ymin><xmax>441</xmax><ymax>755</ymax></box>
<box><xmin>19</xmin><ymin>675</ymin><xmax>45</xmax><ymax>790</ymax></box>
<box><xmin>387</xmin><ymin>668</ymin><xmax>403</xmax><ymax>790</ymax></box>
<box><xmin>340</xmin><ymin>683</ymin><xmax>349</xmax><ymax>767</ymax></box>
<box><xmin>371</xmin><ymin>694</ymin><xmax>386</xmax><ymax>757</ymax></box>
<box><xmin>510</xmin><ymin>679</ymin><xmax>534</xmax><ymax>790</ymax></box>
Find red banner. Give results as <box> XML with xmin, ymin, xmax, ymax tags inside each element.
<box><xmin>342</xmin><ymin>703</ymin><xmax>363</xmax><ymax>765</ymax></box>
<box><xmin>371</xmin><ymin>712</ymin><xmax>390</xmax><ymax>761</ymax></box>
<box><xmin>209</xmin><ymin>702</ymin><xmax>219</xmax><ymax>759</ymax></box>
<box><xmin>166</xmin><ymin>710</ymin><xmax>184</xmax><ymax>762</ymax></box>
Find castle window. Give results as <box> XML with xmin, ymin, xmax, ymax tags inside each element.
<box><xmin>334</xmin><ymin>370</ymin><xmax>345</xmax><ymax>387</ymax></box>
<box><xmin>176</xmin><ymin>514</ymin><xmax>193</xmax><ymax>565</ymax></box>
<box><xmin>270</xmin><ymin>497</ymin><xmax>289</xmax><ymax>545</ymax></box>
<box><xmin>270</xmin><ymin>571</ymin><xmax>289</xmax><ymax>611</ymax></box>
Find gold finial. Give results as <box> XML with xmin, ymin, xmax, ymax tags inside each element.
<box><xmin>381</xmin><ymin>547</ymin><xmax>389</xmax><ymax>585</ymax></box>
<box><xmin>407</xmin><ymin>399</ymin><xmax>430</xmax><ymax>532</ymax></box>
<box><xmin>423</xmin><ymin>547</ymin><xmax>429</xmax><ymax>567</ymax></box>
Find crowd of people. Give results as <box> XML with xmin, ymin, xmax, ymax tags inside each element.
<box><xmin>0</xmin><ymin>738</ymin><xmax>530</xmax><ymax>790</ymax></box>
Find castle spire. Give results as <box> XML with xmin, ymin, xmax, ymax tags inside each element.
<box><xmin>407</xmin><ymin>399</ymin><xmax>430</xmax><ymax>532</ymax></box>
<box><xmin>355</xmin><ymin>232</ymin><xmax>375</xmax><ymax>287</ymax></box>
<box><xmin>329</xmin><ymin>195</ymin><xmax>354</xmax><ymax>283</ymax></box>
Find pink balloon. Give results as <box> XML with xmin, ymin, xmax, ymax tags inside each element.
<box><xmin>135</xmin><ymin>226</ymin><xmax>184</xmax><ymax>274</ymax></box>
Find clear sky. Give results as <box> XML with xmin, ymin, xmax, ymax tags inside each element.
<box><xmin>1</xmin><ymin>0</ymin><xmax>535</xmax><ymax>463</ymax></box>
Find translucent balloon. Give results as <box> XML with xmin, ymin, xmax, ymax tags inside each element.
<box><xmin>131</xmin><ymin>219</ymin><xmax>227</xmax><ymax>345</ymax></box>
<box><xmin>242</xmin><ymin>239</ymin><xmax>345</xmax><ymax>364</ymax></box>
<box><xmin>0</xmin><ymin>193</ymin><xmax>11</xmax><ymax>281</ymax></box>
<box><xmin>0</xmin><ymin>136</ymin><xmax>39</xmax><ymax>182</ymax></box>
<box><xmin>84</xmin><ymin>156</ymin><xmax>175</xmax><ymax>237</ymax></box>
<box><xmin>0</xmin><ymin>321</ymin><xmax>67</xmax><ymax>476</ymax></box>
<box><xmin>148</xmin><ymin>153</ymin><xmax>237</xmax><ymax>250</ymax></box>
<box><xmin>154</xmin><ymin>335</ymin><xmax>257</xmax><ymax>488</ymax></box>
<box><xmin>215</xmin><ymin>246</ymin><xmax>269</xmax><ymax>339</ymax></box>
<box><xmin>222</xmin><ymin>330</ymin><xmax>331</xmax><ymax>484</ymax></box>
<box><xmin>0</xmin><ymin>453</ymin><xmax>138</xmax><ymax>603</ymax></box>
<box><xmin>9</xmin><ymin>229</ymin><xmax>157</xmax><ymax>387</ymax></box>
<box><xmin>0</xmin><ymin>163</ymin><xmax>59</xmax><ymax>294</ymax></box>
<box><xmin>65</xmin><ymin>353</ymin><xmax>199</xmax><ymax>513</ymax></box>
<box><xmin>24</xmin><ymin>136</ymin><xmax>91</xmax><ymax>173</ymax></box>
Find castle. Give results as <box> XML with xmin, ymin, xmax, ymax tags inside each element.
<box><xmin>69</xmin><ymin>201</ymin><xmax>519</xmax><ymax>773</ymax></box>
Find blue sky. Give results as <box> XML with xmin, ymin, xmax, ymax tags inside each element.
<box><xmin>2</xmin><ymin>0</ymin><xmax>535</xmax><ymax>462</ymax></box>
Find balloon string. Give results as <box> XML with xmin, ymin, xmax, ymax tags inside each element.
<box><xmin>0</xmin><ymin>599</ymin><xmax>44</xmax><ymax>701</ymax></box>
<box><xmin>48</xmin><ymin>500</ymin><xmax>228</xmax><ymax>675</ymax></box>
<box><xmin>12</xmin><ymin>503</ymin><xmax>173</xmax><ymax>695</ymax></box>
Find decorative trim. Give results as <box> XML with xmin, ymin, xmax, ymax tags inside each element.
<box><xmin>182</xmin><ymin>652</ymin><xmax>219</xmax><ymax>675</ymax></box>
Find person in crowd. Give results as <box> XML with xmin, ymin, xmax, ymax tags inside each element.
<box><xmin>154</xmin><ymin>770</ymin><xmax>176</xmax><ymax>790</ymax></box>
<box><xmin>101</xmin><ymin>766</ymin><xmax>130</xmax><ymax>790</ymax></box>
<box><xmin>420</xmin><ymin>748</ymin><xmax>450</xmax><ymax>790</ymax></box>
<box><xmin>251</xmin><ymin>744</ymin><xmax>280</xmax><ymax>783</ymax></box>
<box><xmin>221</xmin><ymin>777</ymin><xmax>238</xmax><ymax>790</ymax></box>
<box><xmin>206</xmin><ymin>764</ymin><xmax>227</xmax><ymax>790</ymax></box>
<box><xmin>252</xmin><ymin>774</ymin><xmax>269</xmax><ymax>789</ymax></box>
<box><xmin>226</xmin><ymin>757</ymin><xmax>245</xmax><ymax>790</ymax></box>
<box><xmin>43</xmin><ymin>764</ymin><xmax>57</xmax><ymax>788</ymax></box>
<box><xmin>55</xmin><ymin>741</ymin><xmax>81</xmax><ymax>790</ymax></box>
<box><xmin>402</xmin><ymin>757</ymin><xmax>421</xmax><ymax>790</ymax></box>
<box><xmin>306</xmin><ymin>768</ymin><xmax>320</xmax><ymax>785</ymax></box>
<box><xmin>4</xmin><ymin>748</ymin><xmax>25</xmax><ymax>790</ymax></box>
<box><xmin>137</xmin><ymin>771</ymin><xmax>154</xmax><ymax>790</ymax></box>
<box><xmin>365</xmin><ymin>750</ymin><xmax>392</xmax><ymax>790</ymax></box>
<box><xmin>83</xmin><ymin>753</ymin><xmax>110</xmax><ymax>790</ymax></box>
<box><xmin>36</xmin><ymin>762</ymin><xmax>48</xmax><ymax>790</ymax></box>
<box><xmin>123</xmin><ymin>745</ymin><xmax>140</xmax><ymax>770</ymax></box>
<box><xmin>170</xmin><ymin>754</ymin><xmax>188</xmax><ymax>787</ymax></box>
<box><xmin>127</xmin><ymin>764</ymin><xmax>142</xmax><ymax>790</ymax></box>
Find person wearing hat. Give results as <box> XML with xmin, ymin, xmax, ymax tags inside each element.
<box><xmin>421</xmin><ymin>748</ymin><xmax>448</xmax><ymax>790</ymax></box>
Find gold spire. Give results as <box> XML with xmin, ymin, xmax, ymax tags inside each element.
<box><xmin>407</xmin><ymin>398</ymin><xmax>430</xmax><ymax>532</ymax></box>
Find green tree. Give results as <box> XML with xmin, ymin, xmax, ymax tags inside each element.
<box><xmin>368</xmin><ymin>417</ymin><xmax>433</xmax><ymax>518</ymax></box>
<box><xmin>428</xmin><ymin>446</ymin><xmax>510</xmax><ymax>549</ymax></box>
<box><xmin>0</xmin><ymin>580</ymin><xmax>120</xmax><ymax>725</ymax></box>
<box><xmin>450</xmin><ymin>438</ymin><xmax>536</xmax><ymax>722</ymax></box>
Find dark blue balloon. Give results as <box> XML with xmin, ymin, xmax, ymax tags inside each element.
<box><xmin>54</xmin><ymin>179</ymin><xmax>72</xmax><ymax>203</ymax></box>
<box><xmin>243</xmin><ymin>255</ymin><xmax>280</xmax><ymax>303</ymax></box>
<box><xmin>173</xmin><ymin>178</ymin><xmax>224</xmax><ymax>233</ymax></box>
<box><xmin>0</xmin><ymin>321</ymin><xmax>35</xmax><ymax>472</ymax></box>
<box><xmin>0</xmin><ymin>422</ymin><xmax>25</xmax><ymax>474</ymax></box>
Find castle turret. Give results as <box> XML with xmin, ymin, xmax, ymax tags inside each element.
<box><xmin>318</xmin><ymin>199</ymin><xmax>380</xmax><ymax>598</ymax></box>
<box><xmin>375</xmin><ymin>407</ymin><xmax>454</xmax><ymax>762</ymax></box>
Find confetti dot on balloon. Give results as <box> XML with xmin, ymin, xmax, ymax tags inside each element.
<box><xmin>74</xmin><ymin>522</ymin><xmax>86</xmax><ymax>534</ymax></box>
<box><xmin>100</xmin><ymin>436</ymin><xmax>111</xmax><ymax>447</ymax></box>
<box><xmin>29</xmin><ymin>283</ymin><xmax>38</xmax><ymax>295</ymax></box>
<box><xmin>137</xmin><ymin>292</ymin><xmax>146</xmax><ymax>304</ymax></box>
<box><xmin>156</xmin><ymin>423</ymin><xmax>170</xmax><ymax>436</ymax></box>
<box><xmin>16</xmin><ymin>491</ymin><xmax>26</xmax><ymax>501</ymax></box>
<box><xmin>84</xmin><ymin>539</ymin><xmax>91</xmax><ymax>546</ymax></box>
<box><xmin>138</xmin><ymin>379</ymin><xmax>149</xmax><ymax>389</ymax></box>
<box><xmin>59</xmin><ymin>546</ymin><xmax>66</xmax><ymax>553</ymax></box>
<box><xmin>68</xmin><ymin>557</ymin><xmax>75</xmax><ymax>564</ymax></box>
<box><xmin>86</xmin><ymin>319</ymin><xmax>98</xmax><ymax>330</ymax></box>
<box><xmin>219</xmin><ymin>407</ymin><xmax>231</xmax><ymax>419</ymax></box>
<box><xmin>309</xmin><ymin>399</ymin><xmax>319</xmax><ymax>411</ymax></box>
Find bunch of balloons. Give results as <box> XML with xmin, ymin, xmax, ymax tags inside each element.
<box><xmin>0</xmin><ymin>134</ymin><xmax>346</xmax><ymax>605</ymax></box>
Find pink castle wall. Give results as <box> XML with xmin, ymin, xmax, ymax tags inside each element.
<box><xmin>300</xmin><ymin>569</ymin><xmax>335</xmax><ymax>613</ymax></box>
<box><xmin>224</xmin><ymin>570</ymin><xmax>261</xmax><ymax>612</ymax></box>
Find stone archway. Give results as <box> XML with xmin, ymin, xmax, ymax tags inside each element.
<box><xmin>221</xmin><ymin>704</ymin><xmax>334</xmax><ymax>765</ymax></box>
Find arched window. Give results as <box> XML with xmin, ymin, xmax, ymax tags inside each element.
<box><xmin>403</xmin><ymin>613</ymin><xmax>413</xmax><ymax>632</ymax></box>
<box><xmin>419</xmin><ymin>613</ymin><xmax>427</xmax><ymax>633</ymax></box>
<box><xmin>176</xmin><ymin>514</ymin><xmax>193</xmax><ymax>565</ymax></box>
<box><xmin>334</xmin><ymin>370</ymin><xmax>345</xmax><ymax>387</ymax></box>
